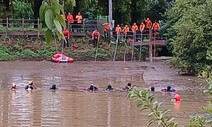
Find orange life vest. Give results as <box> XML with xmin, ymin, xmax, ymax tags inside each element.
<box><xmin>76</xmin><ymin>14</ymin><xmax>82</xmax><ymax>23</ymax></box>
<box><xmin>123</xmin><ymin>26</ymin><xmax>129</xmax><ymax>34</ymax></box>
<box><xmin>104</xmin><ymin>23</ymin><xmax>110</xmax><ymax>32</ymax></box>
<box><xmin>93</xmin><ymin>31</ymin><xmax>99</xmax><ymax>39</ymax></box>
<box><xmin>115</xmin><ymin>26</ymin><xmax>121</xmax><ymax>34</ymax></box>
<box><xmin>67</xmin><ymin>14</ymin><xmax>74</xmax><ymax>23</ymax></box>
<box><xmin>152</xmin><ymin>22</ymin><xmax>160</xmax><ymax>31</ymax></box>
<box><xmin>145</xmin><ymin>20</ymin><xmax>152</xmax><ymax>29</ymax></box>
<box><xmin>63</xmin><ymin>30</ymin><xmax>70</xmax><ymax>39</ymax></box>
<box><xmin>139</xmin><ymin>23</ymin><xmax>145</xmax><ymax>31</ymax></box>
<box><xmin>131</xmin><ymin>24</ymin><xmax>138</xmax><ymax>33</ymax></box>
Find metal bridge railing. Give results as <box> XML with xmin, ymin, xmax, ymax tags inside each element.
<box><xmin>0</xmin><ymin>18</ymin><xmax>98</xmax><ymax>36</ymax></box>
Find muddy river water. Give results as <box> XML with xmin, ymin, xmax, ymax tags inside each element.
<box><xmin>0</xmin><ymin>61</ymin><xmax>208</xmax><ymax>127</ymax></box>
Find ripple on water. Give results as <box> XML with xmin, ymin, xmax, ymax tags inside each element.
<box><xmin>0</xmin><ymin>61</ymin><xmax>209</xmax><ymax>127</ymax></box>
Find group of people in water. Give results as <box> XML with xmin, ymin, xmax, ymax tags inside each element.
<box><xmin>11</xmin><ymin>81</ymin><xmax>57</xmax><ymax>91</ymax></box>
<box><xmin>83</xmin><ymin>82</ymin><xmax>176</xmax><ymax>93</ymax></box>
<box><xmin>10</xmin><ymin>81</ymin><xmax>180</xmax><ymax>101</ymax></box>
<box><xmin>11</xmin><ymin>81</ymin><xmax>176</xmax><ymax>93</ymax></box>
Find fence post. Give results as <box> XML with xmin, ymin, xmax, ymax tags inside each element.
<box><xmin>149</xmin><ymin>29</ymin><xmax>153</xmax><ymax>62</ymax></box>
<box><xmin>37</xmin><ymin>18</ymin><xmax>40</xmax><ymax>38</ymax></box>
<box><xmin>83</xmin><ymin>19</ymin><xmax>85</xmax><ymax>33</ymax></box>
<box><xmin>6</xmin><ymin>17</ymin><xmax>9</xmax><ymax>29</ymax></box>
<box><xmin>22</xmin><ymin>18</ymin><xmax>24</xmax><ymax>32</ymax></box>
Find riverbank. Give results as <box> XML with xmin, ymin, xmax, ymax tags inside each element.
<box><xmin>0</xmin><ymin>36</ymin><xmax>148</xmax><ymax>61</ymax></box>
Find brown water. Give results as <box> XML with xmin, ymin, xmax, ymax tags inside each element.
<box><xmin>0</xmin><ymin>61</ymin><xmax>208</xmax><ymax>127</ymax></box>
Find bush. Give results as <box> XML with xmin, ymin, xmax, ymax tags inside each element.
<box><xmin>12</xmin><ymin>0</ymin><xmax>33</xmax><ymax>19</ymax></box>
<box><xmin>0</xmin><ymin>45</ymin><xmax>14</xmax><ymax>60</ymax></box>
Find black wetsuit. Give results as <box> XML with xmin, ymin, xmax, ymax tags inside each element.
<box><xmin>25</xmin><ymin>85</ymin><xmax>33</xmax><ymax>90</ymax></box>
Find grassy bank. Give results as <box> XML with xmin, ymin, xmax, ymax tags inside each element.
<box><xmin>0</xmin><ymin>36</ymin><xmax>148</xmax><ymax>61</ymax></box>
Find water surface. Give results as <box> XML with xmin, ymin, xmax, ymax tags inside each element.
<box><xmin>0</xmin><ymin>61</ymin><xmax>207</xmax><ymax>127</ymax></box>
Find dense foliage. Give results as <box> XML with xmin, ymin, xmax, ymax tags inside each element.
<box><xmin>166</xmin><ymin>0</ymin><xmax>212</xmax><ymax>74</ymax></box>
<box><xmin>75</xmin><ymin>0</ymin><xmax>174</xmax><ymax>24</ymax></box>
<box><xmin>0</xmin><ymin>44</ymin><xmax>55</xmax><ymax>60</ymax></box>
<box><xmin>12</xmin><ymin>0</ymin><xmax>33</xmax><ymax>19</ymax></box>
<box><xmin>39</xmin><ymin>0</ymin><xmax>66</xmax><ymax>44</ymax></box>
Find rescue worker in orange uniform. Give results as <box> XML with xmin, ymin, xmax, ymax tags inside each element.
<box><xmin>139</xmin><ymin>22</ymin><xmax>145</xmax><ymax>41</ymax></box>
<box><xmin>145</xmin><ymin>18</ymin><xmax>152</xmax><ymax>30</ymax></box>
<box><xmin>76</xmin><ymin>12</ymin><xmax>83</xmax><ymax>24</ymax></box>
<box><xmin>62</xmin><ymin>28</ymin><xmax>70</xmax><ymax>47</ymax></box>
<box><xmin>152</xmin><ymin>21</ymin><xmax>160</xmax><ymax>39</ymax></box>
<box><xmin>145</xmin><ymin>18</ymin><xmax>152</xmax><ymax>40</ymax></box>
<box><xmin>76</xmin><ymin>12</ymin><xmax>83</xmax><ymax>32</ymax></box>
<box><xmin>131</xmin><ymin>23</ymin><xmax>138</xmax><ymax>41</ymax></box>
<box><xmin>67</xmin><ymin>12</ymin><xmax>74</xmax><ymax>24</ymax></box>
<box><xmin>131</xmin><ymin>23</ymin><xmax>138</xmax><ymax>33</ymax></box>
<box><xmin>92</xmin><ymin>29</ymin><xmax>100</xmax><ymax>48</ymax></box>
<box><xmin>152</xmin><ymin>21</ymin><xmax>160</xmax><ymax>33</ymax></box>
<box><xmin>66</xmin><ymin>12</ymin><xmax>74</xmax><ymax>32</ymax></box>
<box><xmin>139</xmin><ymin>22</ymin><xmax>145</xmax><ymax>32</ymax></box>
<box><xmin>115</xmin><ymin>24</ymin><xmax>122</xmax><ymax>35</ymax></box>
<box><xmin>122</xmin><ymin>25</ymin><xmax>129</xmax><ymax>39</ymax></box>
<box><xmin>103</xmin><ymin>22</ymin><xmax>110</xmax><ymax>39</ymax></box>
<box><xmin>115</xmin><ymin>24</ymin><xmax>122</xmax><ymax>43</ymax></box>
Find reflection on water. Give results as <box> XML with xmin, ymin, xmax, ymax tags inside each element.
<box><xmin>0</xmin><ymin>61</ymin><xmax>208</xmax><ymax>127</ymax></box>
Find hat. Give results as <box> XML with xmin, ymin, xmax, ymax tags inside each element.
<box><xmin>12</xmin><ymin>83</ymin><xmax>16</xmax><ymax>87</ymax></box>
<box><xmin>29</xmin><ymin>81</ymin><xmax>33</xmax><ymax>85</ymax></box>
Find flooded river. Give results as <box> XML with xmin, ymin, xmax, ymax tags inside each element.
<box><xmin>0</xmin><ymin>61</ymin><xmax>208</xmax><ymax>127</ymax></box>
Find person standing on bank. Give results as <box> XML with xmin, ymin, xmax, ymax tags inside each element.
<box><xmin>92</xmin><ymin>29</ymin><xmax>100</xmax><ymax>48</ymax></box>
<box><xmin>75</xmin><ymin>12</ymin><xmax>83</xmax><ymax>32</ymax></box>
<box><xmin>66</xmin><ymin>12</ymin><xmax>74</xmax><ymax>32</ymax></box>
<box><xmin>62</xmin><ymin>28</ymin><xmax>70</xmax><ymax>47</ymax></box>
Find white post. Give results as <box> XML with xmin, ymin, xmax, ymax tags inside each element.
<box><xmin>109</xmin><ymin>0</ymin><xmax>113</xmax><ymax>36</ymax></box>
<box><xmin>150</xmin><ymin>43</ymin><xmax>153</xmax><ymax>62</ymax></box>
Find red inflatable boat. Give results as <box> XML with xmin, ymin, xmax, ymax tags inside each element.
<box><xmin>51</xmin><ymin>53</ymin><xmax>74</xmax><ymax>63</ymax></box>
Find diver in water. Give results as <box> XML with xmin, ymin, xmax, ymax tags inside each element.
<box><xmin>25</xmin><ymin>81</ymin><xmax>36</xmax><ymax>90</ymax></box>
<box><xmin>50</xmin><ymin>84</ymin><xmax>57</xmax><ymax>90</ymax></box>
<box><xmin>106</xmin><ymin>84</ymin><xmax>113</xmax><ymax>91</ymax></box>
<box><xmin>84</xmin><ymin>84</ymin><xmax>98</xmax><ymax>92</ymax></box>
<box><xmin>123</xmin><ymin>83</ymin><xmax>132</xmax><ymax>91</ymax></box>
<box><xmin>150</xmin><ymin>86</ymin><xmax>155</xmax><ymax>92</ymax></box>
<box><xmin>11</xmin><ymin>83</ymin><xmax>17</xmax><ymax>91</ymax></box>
<box><xmin>161</xmin><ymin>86</ymin><xmax>175</xmax><ymax>92</ymax></box>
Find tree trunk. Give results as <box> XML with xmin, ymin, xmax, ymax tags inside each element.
<box><xmin>131</xmin><ymin>0</ymin><xmax>137</xmax><ymax>24</ymax></box>
<box><xmin>73</xmin><ymin>0</ymin><xmax>80</xmax><ymax>16</ymax></box>
<box><xmin>3</xmin><ymin>0</ymin><xmax>10</xmax><ymax>11</ymax></box>
<box><xmin>34</xmin><ymin>0</ymin><xmax>43</xmax><ymax>28</ymax></box>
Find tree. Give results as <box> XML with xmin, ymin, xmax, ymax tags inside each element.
<box><xmin>12</xmin><ymin>0</ymin><xmax>33</xmax><ymax>19</ymax></box>
<box><xmin>166</xmin><ymin>0</ymin><xmax>212</xmax><ymax>74</ymax></box>
<box><xmin>39</xmin><ymin>0</ymin><xmax>66</xmax><ymax>44</ymax></box>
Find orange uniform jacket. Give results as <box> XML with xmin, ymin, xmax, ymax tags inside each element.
<box><xmin>123</xmin><ymin>26</ymin><xmax>129</xmax><ymax>34</ymax></box>
<box><xmin>76</xmin><ymin>14</ymin><xmax>83</xmax><ymax>23</ymax></box>
<box><xmin>92</xmin><ymin>30</ymin><xmax>100</xmax><ymax>40</ymax></box>
<box><xmin>131</xmin><ymin>25</ymin><xmax>138</xmax><ymax>33</ymax></box>
<box><xmin>139</xmin><ymin>23</ymin><xmax>145</xmax><ymax>31</ymax></box>
<box><xmin>115</xmin><ymin>26</ymin><xmax>122</xmax><ymax>34</ymax></box>
<box><xmin>145</xmin><ymin>19</ymin><xmax>152</xmax><ymax>29</ymax></box>
<box><xmin>67</xmin><ymin>14</ymin><xmax>74</xmax><ymax>23</ymax></box>
<box><xmin>63</xmin><ymin>29</ymin><xmax>70</xmax><ymax>39</ymax></box>
<box><xmin>104</xmin><ymin>23</ymin><xmax>110</xmax><ymax>32</ymax></box>
<box><xmin>152</xmin><ymin>22</ymin><xmax>160</xmax><ymax>31</ymax></box>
